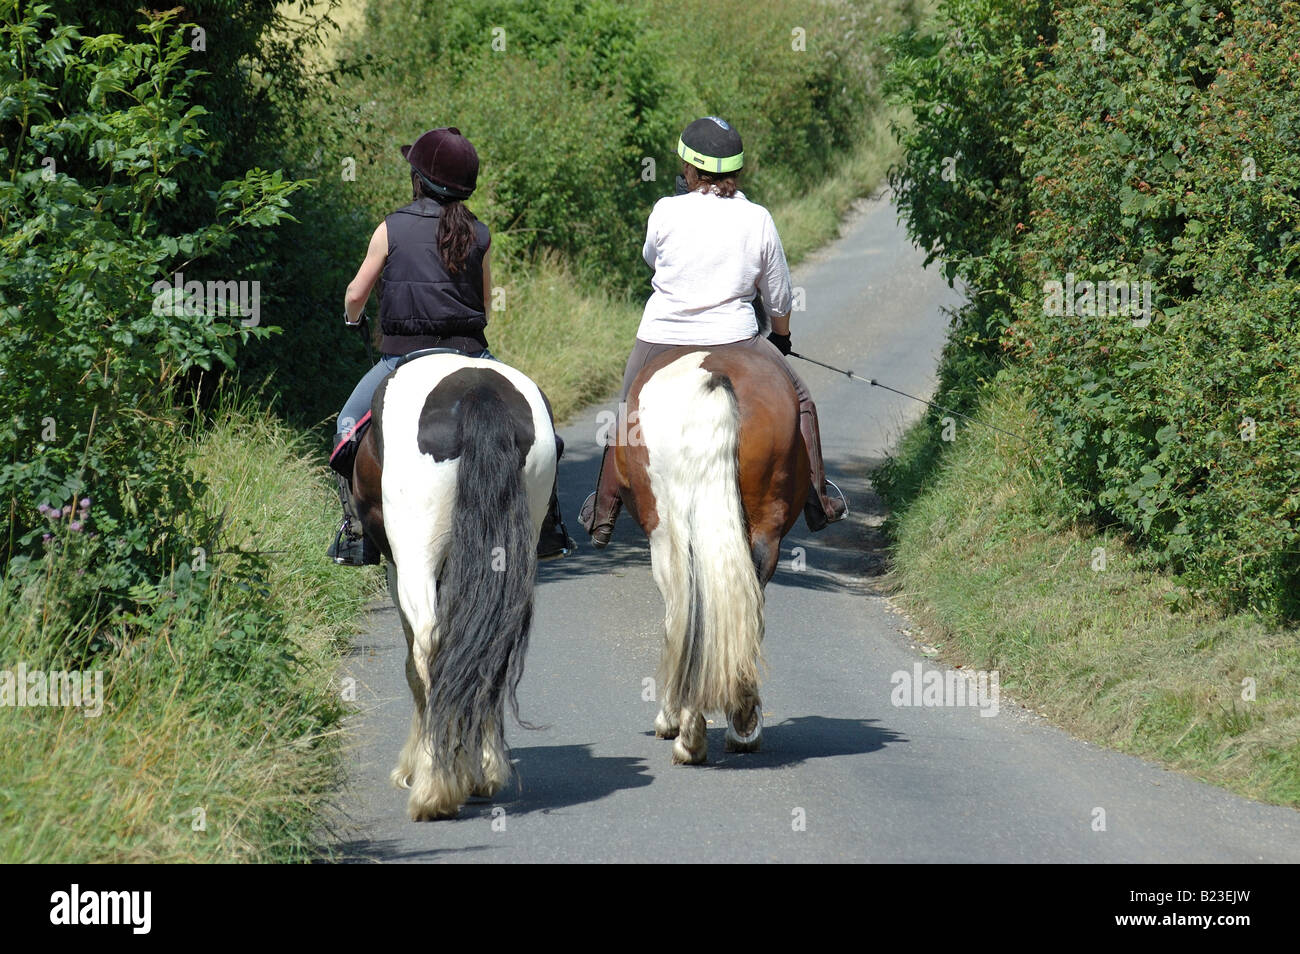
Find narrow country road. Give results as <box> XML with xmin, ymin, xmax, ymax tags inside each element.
<box><xmin>329</xmin><ymin>192</ymin><xmax>1300</xmax><ymax>863</ymax></box>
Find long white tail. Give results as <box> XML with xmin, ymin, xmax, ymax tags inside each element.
<box><xmin>637</xmin><ymin>353</ymin><xmax>764</xmax><ymax>715</ymax></box>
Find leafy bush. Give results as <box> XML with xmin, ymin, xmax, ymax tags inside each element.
<box><xmin>0</xmin><ymin>5</ymin><xmax>302</xmax><ymax>627</ymax></box>
<box><xmin>886</xmin><ymin>0</ymin><xmax>1300</xmax><ymax>619</ymax></box>
<box><xmin>330</xmin><ymin>0</ymin><xmax>906</xmax><ymax>294</ymax></box>
<box><xmin>884</xmin><ymin>0</ymin><xmax>1055</xmax><ymax>415</ymax></box>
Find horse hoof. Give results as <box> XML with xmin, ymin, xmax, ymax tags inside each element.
<box><xmin>408</xmin><ymin>786</ymin><xmax>462</xmax><ymax>820</ymax></box>
<box><xmin>409</xmin><ymin>802</ymin><xmax>460</xmax><ymax>822</ymax></box>
<box><xmin>471</xmin><ymin>779</ymin><xmax>503</xmax><ymax>799</ymax></box>
<box><xmin>671</xmin><ymin>739</ymin><xmax>706</xmax><ymax>765</ymax></box>
<box><xmin>725</xmin><ymin>710</ymin><xmax>763</xmax><ymax>753</ymax></box>
<box><xmin>653</xmin><ymin>709</ymin><xmax>680</xmax><ymax>739</ymax></box>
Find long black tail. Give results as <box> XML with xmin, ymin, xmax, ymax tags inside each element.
<box><xmin>425</xmin><ymin>385</ymin><xmax>536</xmax><ymax>781</ymax></box>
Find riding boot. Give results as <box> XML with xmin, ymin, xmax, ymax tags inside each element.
<box><xmin>578</xmin><ymin>444</ymin><xmax>622</xmax><ymax>548</ymax></box>
<box><xmin>536</xmin><ymin>477</ymin><xmax>575</xmax><ymax>560</ymax></box>
<box><xmin>799</xmin><ymin>400</ymin><xmax>848</xmax><ymax>532</ymax></box>
<box><xmin>328</xmin><ymin>472</ymin><xmax>380</xmax><ymax>566</ymax></box>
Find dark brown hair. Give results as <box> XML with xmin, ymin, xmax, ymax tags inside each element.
<box><xmin>413</xmin><ymin>172</ymin><xmax>477</xmax><ymax>275</ymax></box>
<box><xmin>683</xmin><ymin>163</ymin><xmax>739</xmax><ymax>198</ymax></box>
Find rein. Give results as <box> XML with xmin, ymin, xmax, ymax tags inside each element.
<box><xmin>358</xmin><ymin>313</ymin><xmax>375</xmax><ymax>364</ymax></box>
<box><xmin>788</xmin><ymin>351</ymin><xmax>1032</xmax><ymax>447</ymax></box>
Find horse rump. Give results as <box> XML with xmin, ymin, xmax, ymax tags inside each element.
<box><xmin>425</xmin><ymin>384</ymin><xmax>536</xmax><ymax>794</ymax></box>
<box><xmin>637</xmin><ymin>355</ymin><xmax>765</xmax><ymax>724</ymax></box>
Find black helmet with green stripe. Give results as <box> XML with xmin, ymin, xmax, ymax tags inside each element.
<box><xmin>677</xmin><ymin>116</ymin><xmax>743</xmax><ymax>174</ymax></box>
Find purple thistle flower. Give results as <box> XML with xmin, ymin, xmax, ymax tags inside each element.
<box><xmin>62</xmin><ymin>504</ymin><xmax>72</xmax><ymax>517</ymax></box>
<box><xmin>37</xmin><ymin>503</ymin><xmax>49</xmax><ymax>515</ymax></box>
<box><xmin>80</xmin><ymin>497</ymin><xmax>91</xmax><ymax>508</ymax></box>
<box><xmin>42</xmin><ymin>533</ymin><xmax>51</xmax><ymax>543</ymax></box>
<box><xmin>70</xmin><ymin>521</ymin><xmax>82</xmax><ymax>532</ymax></box>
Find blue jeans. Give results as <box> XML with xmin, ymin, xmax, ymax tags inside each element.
<box><xmin>336</xmin><ymin>350</ymin><xmax>496</xmax><ymax>441</ymax></box>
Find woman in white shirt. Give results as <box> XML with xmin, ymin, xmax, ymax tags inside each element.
<box><xmin>579</xmin><ymin>117</ymin><xmax>846</xmax><ymax>546</ymax></box>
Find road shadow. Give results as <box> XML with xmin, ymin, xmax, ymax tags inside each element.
<box><xmin>454</xmin><ymin>743</ymin><xmax>654</xmax><ymax>819</ymax></box>
<box><xmin>675</xmin><ymin>715</ymin><xmax>906</xmax><ymax>771</ymax></box>
<box><xmin>322</xmin><ymin>743</ymin><xmax>651</xmax><ymax>860</ymax></box>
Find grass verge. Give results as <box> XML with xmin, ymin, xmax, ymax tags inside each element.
<box><xmin>877</xmin><ymin>385</ymin><xmax>1300</xmax><ymax>807</ymax></box>
<box><xmin>0</xmin><ymin>389</ymin><xmax>378</xmax><ymax>862</ymax></box>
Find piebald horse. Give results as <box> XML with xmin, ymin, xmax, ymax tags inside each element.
<box><xmin>351</xmin><ymin>352</ymin><xmax>557</xmax><ymax>820</ymax></box>
<box><xmin>614</xmin><ymin>344</ymin><xmax>810</xmax><ymax>764</ymax></box>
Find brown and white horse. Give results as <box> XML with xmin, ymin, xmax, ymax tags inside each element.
<box><xmin>351</xmin><ymin>353</ymin><xmax>557</xmax><ymax>820</ymax></box>
<box><xmin>614</xmin><ymin>344</ymin><xmax>810</xmax><ymax>763</ymax></box>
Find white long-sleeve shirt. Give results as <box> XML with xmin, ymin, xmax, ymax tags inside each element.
<box><xmin>636</xmin><ymin>190</ymin><xmax>792</xmax><ymax>345</ymax></box>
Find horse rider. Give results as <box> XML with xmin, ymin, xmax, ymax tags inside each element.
<box><xmin>328</xmin><ymin>126</ymin><xmax>573</xmax><ymax>565</ymax></box>
<box><xmin>579</xmin><ymin>116</ymin><xmax>848</xmax><ymax>546</ymax></box>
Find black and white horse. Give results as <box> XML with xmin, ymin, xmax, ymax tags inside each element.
<box><xmin>351</xmin><ymin>353</ymin><xmax>556</xmax><ymax>820</ymax></box>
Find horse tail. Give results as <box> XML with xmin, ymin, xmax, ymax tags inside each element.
<box><xmin>425</xmin><ymin>384</ymin><xmax>535</xmax><ymax>786</ymax></box>
<box><xmin>641</xmin><ymin>366</ymin><xmax>764</xmax><ymax>716</ymax></box>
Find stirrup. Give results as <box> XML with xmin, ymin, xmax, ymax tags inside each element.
<box><xmin>804</xmin><ymin>478</ymin><xmax>848</xmax><ymax>532</ymax></box>
<box><xmin>824</xmin><ymin>478</ymin><xmax>848</xmax><ymax>521</ymax></box>
<box><xmin>537</xmin><ymin>518</ymin><xmax>575</xmax><ymax>561</ymax></box>
<box><xmin>328</xmin><ymin>519</ymin><xmax>379</xmax><ymax>566</ymax></box>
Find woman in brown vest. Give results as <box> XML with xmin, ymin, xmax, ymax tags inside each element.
<box><xmin>328</xmin><ymin>127</ymin><xmax>572</xmax><ymax>565</ymax></box>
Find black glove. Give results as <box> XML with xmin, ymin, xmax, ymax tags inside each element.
<box><xmin>768</xmin><ymin>331</ymin><xmax>792</xmax><ymax>356</ymax></box>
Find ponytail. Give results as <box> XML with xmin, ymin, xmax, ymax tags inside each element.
<box><xmin>412</xmin><ymin>171</ymin><xmax>478</xmax><ymax>275</ymax></box>
<box><xmin>437</xmin><ymin>200</ymin><xmax>476</xmax><ymax>276</ymax></box>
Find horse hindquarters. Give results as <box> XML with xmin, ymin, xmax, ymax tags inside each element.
<box><xmin>411</xmin><ymin>386</ymin><xmax>539</xmax><ymax>818</ymax></box>
<box><xmin>637</xmin><ymin>360</ymin><xmax>765</xmax><ymax>764</ymax></box>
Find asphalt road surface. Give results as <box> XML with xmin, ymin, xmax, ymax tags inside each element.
<box><xmin>330</xmin><ymin>192</ymin><xmax>1300</xmax><ymax>863</ymax></box>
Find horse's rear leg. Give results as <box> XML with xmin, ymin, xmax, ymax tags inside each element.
<box><xmin>389</xmin><ymin>563</ymin><xmax>424</xmax><ymax>790</ymax></box>
<box><xmin>648</xmin><ymin>531</ymin><xmax>707</xmax><ymax>762</ymax></box>
<box><xmin>471</xmin><ymin>717</ymin><xmax>510</xmax><ymax>798</ymax></box>
<box><xmin>671</xmin><ymin>707</ymin><xmax>707</xmax><ymax>764</ymax></box>
<box><xmin>654</xmin><ymin>703</ymin><xmax>681</xmax><ymax>739</ymax></box>
<box><xmin>656</xmin><ymin>627</ymin><xmax>706</xmax><ymax>762</ymax></box>
<box><xmin>391</xmin><ymin>655</ymin><xmax>424</xmax><ymax>790</ymax></box>
<box><xmin>723</xmin><ymin>530</ymin><xmax>777</xmax><ymax>753</ymax></box>
<box><xmin>654</xmin><ymin>674</ymin><xmax>681</xmax><ymax>739</ymax></box>
<box><xmin>389</xmin><ymin>557</ymin><xmax>468</xmax><ymax>820</ymax></box>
